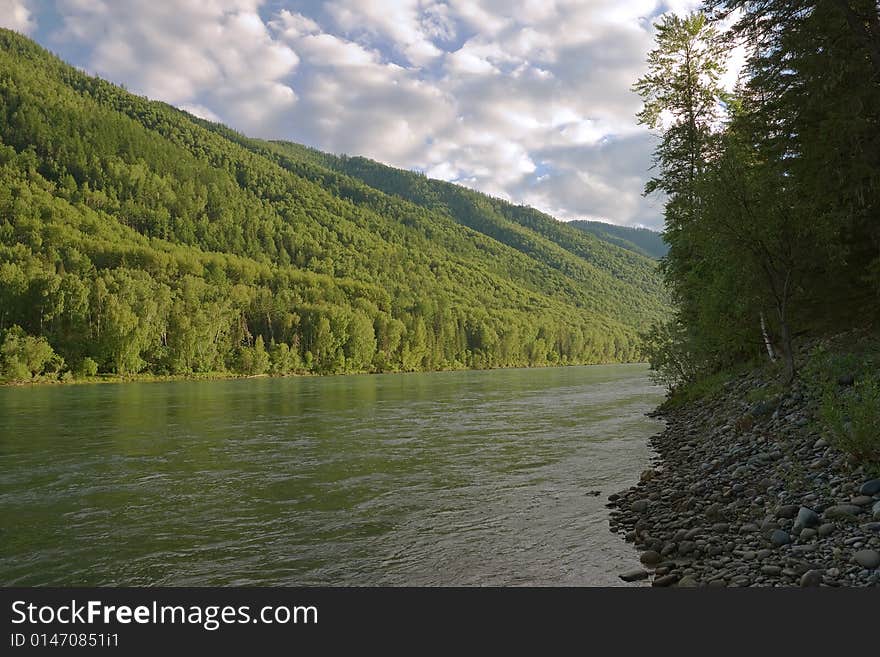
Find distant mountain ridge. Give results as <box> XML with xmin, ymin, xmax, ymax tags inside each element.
<box><xmin>569</xmin><ymin>220</ymin><xmax>668</xmax><ymax>260</ymax></box>
<box><xmin>0</xmin><ymin>29</ymin><xmax>669</xmax><ymax>381</ymax></box>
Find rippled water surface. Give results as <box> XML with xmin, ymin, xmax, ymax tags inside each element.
<box><xmin>0</xmin><ymin>365</ymin><xmax>664</xmax><ymax>585</ymax></box>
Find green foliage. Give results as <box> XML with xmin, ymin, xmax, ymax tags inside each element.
<box><xmin>660</xmin><ymin>369</ymin><xmax>730</xmax><ymax>410</ymax></box>
<box><xmin>76</xmin><ymin>357</ymin><xmax>98</xmax><ymax>378</ymax></box>
<box><xmin>636</xmin><ymin>3</ymin><xmax>880</xmax><ymax>392</ymax></box>
<box><xmin>0</xmin><ymin>325</ymin><xmax>64</xmax><ymax>381</ymax></box>
<box><xmin>819</xmin><ymin>377</ymin><xmax>880</xmax><ymax>464</ymax></box>
<box><xmin>745</xmin><ymin>381</ymin><xmax>784</xmax><ymax>404</ymax></box>
<box><xmin>234</xmin><ymin>335</ymin><xmax>270</xmax><ymax>376</ymax></box>
<box><xmin>639</xmin><ymin>319</ymin><xmax>701</xmax><ymax>389</ymax></box>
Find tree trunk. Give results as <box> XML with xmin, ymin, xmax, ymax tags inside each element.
<box><xmin>778</xmin><ymin>312</ymin><xmax>795</xmax><ymax>383</ymax></box>
<box><xmin>760</xmin><ymin>312</ymin><xmax>777</xmax><ymax>362</ymax></box>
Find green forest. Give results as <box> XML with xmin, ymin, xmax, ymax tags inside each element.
<box><xmin>569</xmin><ymin>220</ymin><xmax>669</xmax><ymax>260</ymax></box>
<box><xmin>0</xmin><ymin>29</ymin><xmax>669</xmax><ymax>383</ymax></box>
<box><xmin>637</xmin><ymin>2</ymin><xmax>879</xmax><ymax>387</ymax></box>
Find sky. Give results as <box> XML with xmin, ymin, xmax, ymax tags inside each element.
<box><xmin>0</xmin><ymin>0</ymin><xmax>730</xmax><ymax>230</ymax></box>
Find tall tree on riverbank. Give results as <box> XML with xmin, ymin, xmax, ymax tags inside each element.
<box><xmin>641</xmin><ymin>2</ymin><xmax>880</xmax><ymax>387</ymax></box>
<box><xmin>633</xmin><ymin>12</ymin><xmax>729</xmax><ymax>383</ymax></box>
<box><xmin>706</xmin><ymin>0</ymin><xmax>880</xmax><ymax>296</ymax></box>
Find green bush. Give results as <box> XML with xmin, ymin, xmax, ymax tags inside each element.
<box><xmin>0</xmin><ymin>325</ymin><xmax>64</xmax><ymax>382</ymax></box>
<box><xmin>76</xmin><ymin>357</ymin><xmax>99</xmax><ymax>378</ymax></box>
<box><xmin>819</xmin><ymin>376</ymin><xmax>880</xmax><ymax>463</ymax></box>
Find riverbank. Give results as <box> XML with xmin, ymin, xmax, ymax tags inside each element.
<box><xmin>609</xmin><ymin>337</ymin><xmax>880</xmax><ymax>587</ymax></box>
<box><xmin>0</xmin><ymin>359</ymin><xmax>640</xmax><ymax>388</ymax></box>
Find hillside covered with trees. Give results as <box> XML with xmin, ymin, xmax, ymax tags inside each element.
<box><xmin>569</xmin><ymin>220</ymin><xmax>668</xmax><ymax>260</ymax></box>
<box><xmin>0</xmin><ymin>29</ymin><xmax>668</xmax><ymax>383</ymax></box>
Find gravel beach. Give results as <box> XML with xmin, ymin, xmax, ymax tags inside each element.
<box><xmin>608</xmin><ymin>365</ymin><xmax>880</xmax><ymax>588</ymax></box>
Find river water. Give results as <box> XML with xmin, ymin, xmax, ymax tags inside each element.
<box><xmin>0</xmin><ymin>364</ymin><xmax>664</xmax><ymax>586</ymax></box>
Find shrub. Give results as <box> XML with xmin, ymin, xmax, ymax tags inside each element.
<box><xmin>0</xmin><ymin>326</ymin><xmax>64</xmax><ymax>382</ymax></box>
<box><xmin>819</xmin><ymin>376</ymin><xmax>880</xmax><ymax>464</ymax></box>
<box><xmin>76</xmin><ymin>357</ymin><xmax>99</xmax><ymax>378</ymax></box>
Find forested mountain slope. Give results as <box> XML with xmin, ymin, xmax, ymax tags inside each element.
<box><xmin>568</xmin><ymin>220</ymin><xmax>668</xmax><ymax>260</ymax></box>
<box><xmin>0</xmin><ymin>29</ymin><xmax>667</xmax><ymax>381</ymax></box>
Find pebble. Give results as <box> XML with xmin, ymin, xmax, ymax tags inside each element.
<box><xmin>823</xmin><ymin>504</ymin><xmax>862</xmax><ymax>519</ymax></box>
<box><xmin>800</xmin><ymin>528</ymin><xmax>817</xmax><ymax>540</ymax></box>
<box><xmin>607</xmin><ymin>354</ymin><xmax>880</xmax><ymax>589</ymax></box>
<box><xmin>800</xmin><ymin>570</ymin><xmax>823</xmax><ymax>587</ymax></box>
<box><xmin>853</xmin><ymin>549</ymin><xmax>880</xmax><ymax>569</ymax></box>
<box><xmin>640</xmin><ymin>550</ymin><xmax>661</xmax><ymax>565</ymax></box>
<box><xmin>776</xmin><ymin>504</ymin><xmax>799</xmax><ymax>519</ymax></box>
<box><xmin>817</xmin><ymin>523</ymin><xmax>835</xmax><ymax>537</ymax></box>
<box><xmin>794</xmin><ymin>506</ymin><xmax>819</xmax><ymax>529</ymax></box>
<box><xmin>652</xmin><ymin>574</ymin><xmax>679</xmax><ymax>587</ymax></box>
<box><xmin>619</xmin><ymin>569</ymin><xmax>650</xmax><ymax>582</ymax></box>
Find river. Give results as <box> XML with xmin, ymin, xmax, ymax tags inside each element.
<box><xmin>0</xmin><ymin>364</ymin><xmax>664</xmax><ymax>586</ymax></box>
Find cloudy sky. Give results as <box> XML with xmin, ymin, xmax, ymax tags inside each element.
<box><xmin>1</xmin><ymin>0</ymin><xmax>718</xmax><ymax>229</ymax></box>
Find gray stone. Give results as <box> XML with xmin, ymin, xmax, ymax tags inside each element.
<box><xmin>823</xmin><ymin>504</ymin><xmax>862</xmax><ymax>519</ymax></box>
<box><xmin>794</xmin><ymin>506</ymin><xmax>819</xmax><ymax>529</ymax></box>
<box><xmin>838</xmin><ymin>373</ymin><xmax>855</xmax><ymax>387</ymax></box>
<box><xmin>860</xmin><ymin>479</ymin><xmax>880</xmax><ymax>496</ymax></box>
<box><xmin>776</xmin><ymin>504</ymin><xmax>799</xmax><ymax>519</ymax></box>
<box><xmin>630</xmin><ymin>499</ymin><xmax>649</xmax><ymax>513</ymax></box>
<box><xmin>677</xmin><ymin>575</ymin><xmax>699</xmax><ymax>588</ymax></box>
<box><xmin>817</xmin><ymin>523</ymin><xmax>835</xmax><ymax>537</ymax></box>
<box><xmin>640</xmin><ymin>550</ymin><xmax>661</xmax><ymax>565</ymax></box>
<box><xmin>770</xmin><ymin>529</ymin><xmax>791</xmax><ymax>547</ymax></box>
<box><xmin>799</xmin><ymin>570</ymin><xmax>823</xmax><ymax>587</ymax></box>
<box><xmin>652</xmin><ymin>574</ymin><xmax>679</xmax><ymax>587</ymax></box>
<box><xmin>751</xmin><ymin>401</ymin><xmax>775</xmax><ymax>416</ymax></box>
<box><xmin>760</xmin><ymin>565</ymin><xmax>782</xmax><ymax>576</ymax></box>
<box><xmin>619</xmin><ymin>569</ymin><xmax>650</xmax><ymax>582</ymax></box>
<box><xmin>853</xmin><ymin>549</ymin><xmax>880</xmax><ymax>569</ymax></box>
<box><xmin>851</xmin><ymin>495</ymin><xmax>874</xmax><ymax>506</ymax></box>
<box><xmin>800</xmin><ymin>528</ymin><xmax>817</xmax><ymax>540</ymax></box>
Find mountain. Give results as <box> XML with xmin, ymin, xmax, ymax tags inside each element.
<box><xmin>0</xmin><ymin>29</ymin><xmax>668</xmax><ymax>380</ymax></box>
<box><xmin>568</xmin><ymin>220</ymin><xmax>668</xmax><ymax>260</ymax></box>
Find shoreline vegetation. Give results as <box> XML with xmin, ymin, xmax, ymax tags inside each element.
<box><xmin>0</xmin><ymin>359</ymin><xmax>649</xmax><ymax>388</ymax></box>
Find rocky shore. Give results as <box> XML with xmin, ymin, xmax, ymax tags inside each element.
<box><xmin>608</xmin><ymin>367</ymin><xmax>880</xmax><ymax>587</ymax></box>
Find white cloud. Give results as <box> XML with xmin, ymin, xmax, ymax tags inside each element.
<box><xmin>52</xmin><ymin>0</ymin><xmax>298</xmax><ymax>135</ymax></box>
<box><xmin>31</xmin><ymin>0</ymin><xmax>733</xmax><ymax>229</ymax></box>
<box><xmin>0</xmin><ymin>0</ymin><xmax>35</xmax><ymax>34</ymax></box>
<box><xmin>323</xmin><ymin>0</ymin><xmax>446</xmax><ymax>66</ymax></box>
<box><xmin>177</xmin><ymin>103</ymin><xmax>223</xmax><ymax>123</ymax></box>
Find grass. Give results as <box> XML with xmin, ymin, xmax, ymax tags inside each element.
<box><xmin>799</xmin><ymin>332</ymin><xmax>880</xmax><ymax>467</ymax></box>
<box><xmin>660</xmin><ymin>369</ymin><xmax>732</xmax><ymax>410</ymax></box>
